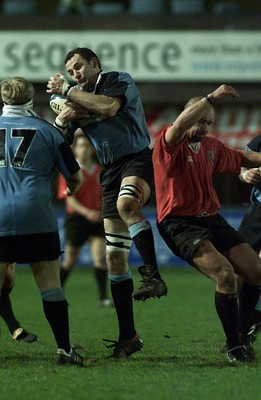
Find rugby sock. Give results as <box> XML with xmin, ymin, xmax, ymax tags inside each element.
<box><xmin>42</xmin><ymin>288</ymin><xmax>70</xmax><ymax>353</ymax></box>
<box><xmin>60</xmin><ymin>267</ymin><xmax>71</xmax><ymax>287</ymax></box>
<box><xmin>0</xmin><ymin>287</ymin><xmax>21</xmax><ymax>334</ymax></box>
<box><xmin>215</xmin><ymin>291</ymin><xmax>240</xmax><ymax>349</ymax></box>
<box><xmin>129</xmin><ymin>220</ymin><xmax>161</xmax><ymax>280</ymax></box>
<box><xmin>110</xmin><ymin>279</ymin><xmax>136</xmax><ymax>341</ymax></box>
<box><xmin>94</xmin><ymin>268</ymin><xmax>107</xmax><ymax>300</ymax></box>
<box><xmin>238</xmin><ymin>282</ymin><xmax>260</xmax><ymax>334</ymax></box>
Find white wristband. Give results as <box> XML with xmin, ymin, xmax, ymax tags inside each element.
<box><xmin>55</xmin><ymin>116</ymin><xmax>68</xmax><ymax>129</ymax></box>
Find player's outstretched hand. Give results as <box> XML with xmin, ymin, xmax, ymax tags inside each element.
<box><xmin>46</xmin><ymin>72</ymin><xmax>71</xmax><ymax>95</ymax></box>
<box><xmin>242</xmin><ymin>168</ymin><xmax>261</xmax><ymax>185</ymax></box>
<box><xmin>208</xmin><ymin>84</ymin><xmax>240</xmax><ymax>102</ymax></box>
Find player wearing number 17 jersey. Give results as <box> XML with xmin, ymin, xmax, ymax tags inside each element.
<box><xmin>0</xmin><ymin>77</ymin><xmax>83</xmax><ymax>366</ymax></box>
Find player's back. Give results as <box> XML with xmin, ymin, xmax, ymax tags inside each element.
<box><xmin>0</xmin><ymin>115</ymin><xmax>62</xmax><ymax>235</ymax></box>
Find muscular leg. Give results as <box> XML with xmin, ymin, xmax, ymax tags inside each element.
<box><xmin>0</xmin><ymin>263</ymin><xmax>21</xmax><ymax>334</ymax></box>
<box><xmin>60</xmin><ymin>244</ymin><xmax>80</xmax><ymax>286</ymax></box>
<box><xmin>31</xmin><ymin>258</ymin><xmax>71</xmax><ymax>353</ymax></box>
<box><xmin>117</xmin><ymin>176</ymin><xmax>167</xmax><ymax>300</ymax></box>
<box><xmin>104</xmin><ymin>218</ymin><xmax>136</xmax><ymax>342</ymax></box>
<box><xmin>224</xmin><ymin>243</ymin><xmax>261</xmax><ymax>335</ymax></box>
<box><xmin>248</xmin><ymin>248</ymin><xmax>261</xmax><ymax>329</ymax></box>
<box><xmin>192</xmin><ymin>240</ymin><xmax>240</xmax><ymax>349</ymax></box>
<box><xmin>89</xmin><ymin>236</ymin><xmax>109</xmax><ymax>302</ymax></box>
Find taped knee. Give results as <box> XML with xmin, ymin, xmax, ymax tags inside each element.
<box><xmin>41</xmin><ymin>288</ymin><xmax>66</xmax><ymax>302</ymax></box>
<box><xmin>105</xmin><ymin>231</ymin><xmax>132</xmax><ymax>253</ymax></box>
<box><xmin>118</xmin><ymin>184</ymin><xmax>143</xmax><ymax>204</ymax></box>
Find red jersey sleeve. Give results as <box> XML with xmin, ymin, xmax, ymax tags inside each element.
<box><xmin>57</xmin><ymin>174</ymin><xmax>67</xmax><ymax>200</ymax></box>
<box><xmin>212</xmin><ymin>139</ymin><xmax>243</xmax><ymax>176</ymax></box>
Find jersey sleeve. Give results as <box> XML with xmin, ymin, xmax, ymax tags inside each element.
<box><xmin>244</xmin><ymin>136</ymin><xmax>261</xmax><ymax>152</ymax></box>
<box><xmin>57</xmin><ymin>174</ymin><xmax>67</xmax><ymax>200</ymax></box>
<box><xmin>213</xmin><ymin>140</ymin><xmax>243</xmax><ymax>176</ymax></box>
<box><xmin>102</xmin><ymin>71</ymin><xmax>137</xmax><ymax>109</ymax></box>
<box><xmin>154</xmin><ymin>126</ymin><xmax>185</xmax><ymax>168</ymax></box>
<box><xmin>49</xmin><ymin>126</ymin><xmax>80</xmax><ymax>178</ymax></box>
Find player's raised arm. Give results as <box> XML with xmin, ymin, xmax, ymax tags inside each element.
<box><xmin>165</xmin><ymin>84</ymin><xmax>239</xmax><ymax>145</ymax></box>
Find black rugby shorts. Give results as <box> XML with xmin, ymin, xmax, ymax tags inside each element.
<box><xmin>158</xmin><ymin>213</ymin><xmax>246</xmax><ymax>265</ymax></box>
<box><xmin>100</xmin><ymin>147</ymin><xmax>154</xmax><ymax>218</ymax></box>
<box><xmin>0</xmin><ymin>231</ymin><xmax>62</xmax><ymax>263</ymax></box>
<box><xmin>64</xmin><ymin>213</ymin><xmax>105</xmax><ymax>246</ymax></box>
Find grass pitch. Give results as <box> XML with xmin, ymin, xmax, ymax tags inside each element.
<box><xmin>0</xmin><ymin>267</ymin><xmax>260</xmax><ymax>400</ymax></box>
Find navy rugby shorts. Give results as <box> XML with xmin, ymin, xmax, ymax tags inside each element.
<box><xmin>64</xmin><ymin>213</ymin><xmax>105</xmax><ymax>246</ymax></box>
<box><xmin>158</xmin><ymin>213</ymin><xmax>246</xmax><ymax>265</ymax></box>
<box><xmin>100</xmin><ymin>147</ymin><xmax>155</xmax><ymax>218</ymax></box>
<box><xmin>0</xmin><ymin>231</ymin><xmax>62</xmax><ymax>263</ymax></box>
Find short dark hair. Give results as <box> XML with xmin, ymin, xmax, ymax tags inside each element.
<box><xmin>64</xmin><ymin>47</ymin><xmax>101</xmax><ymax>69</ymax></box>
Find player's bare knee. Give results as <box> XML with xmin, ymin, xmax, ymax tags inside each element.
<box><xmin>117</xmin><ymin>197</ymin><xmax>139</xmax><ymax>219</ymax></box>
<box><xmin>106</xmin><ymin>252</ymin><xmax>127</xmax><ymax>275</ymax></box>
<box><xmin>117</xmin><ymin>183</ymin><xmax>143</xmax><ymax>221</ymax></box>
<box><xmin>215</xmin><ymin>265</ymin><xmax>236</xmax><ymax>291</ymax></box>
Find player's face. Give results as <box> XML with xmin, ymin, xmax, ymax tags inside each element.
<box><xmin>66</xmin><ymin>54</ymin><xmax>100</xmax><ymax>88</ymax></box>
<box><xmin>187</xmin><ymin>108</ymin><xmax>214</xmax><ymax>142</ymax></box>
<box><xmin>74</xmin><ymin>137</ymin><xmax>92</xmax><ymax>160</ymax></box>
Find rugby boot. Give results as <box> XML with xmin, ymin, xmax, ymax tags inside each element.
<box><xmin>56</xmin><ymin>347</ymin><xmax>84</xmax><ymax>367</ymax></box>
<box><xmin>132</xmin><ymin>265</ymin><xmax>168</xmax><ymax>301</ymax></box>
<box><xmin>227</xmin><ymin>345</ymin><xmax>254</xmax><ymax>363</ymax></box>
<box><xmin>239</xmin><ymin>332</ymin><xmax>256</xmax><ymax>361</ymax></box>
<box><xmin>12</xmin><ymin>327</ymin><xmax>39</xmax><ymax>343</ymax></box>
<box><xmin>103</xmin><ymin>334</ymin><xmax>143</xmax><ymax>359</ymax></box>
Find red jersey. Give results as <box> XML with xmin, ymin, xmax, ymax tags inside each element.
<box><xmin>153</xmin><ymin>126</ymin><xmax>243</xmax><ymax>223</ymax></box>
<box><xmin>57</xmin><ymin>163</ymin><xmax>102</xmax><ymax>213</ymax></box>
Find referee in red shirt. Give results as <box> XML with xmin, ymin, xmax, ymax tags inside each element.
<box><xmin>153</xmin><ymin>84</ymin><xmax>261</xmax><ymax>363</ymax></box>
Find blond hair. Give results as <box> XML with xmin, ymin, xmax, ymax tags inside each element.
<box><xmin>0</xmin><ymin>77</ymin><xmax>34</xmax><ymax>105</ymax></box>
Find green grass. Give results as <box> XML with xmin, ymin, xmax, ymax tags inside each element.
<box><xmin>1</xmin><ymin>267</ymin><xmax>260</xmax><ymax>400</ymax></box>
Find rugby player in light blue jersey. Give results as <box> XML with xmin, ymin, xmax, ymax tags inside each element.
<box><xmin>0</xmin><ymin>77</ymin><xmax>84</xmax><ymax>366</ymax></box>
<box><xmin>238</xmin><ymin>136</ymin><xmax>261</xmax><ymax>337</ymax></box>
<box><xmin>47</xmin><ymin>47</ymin><xmax>168</xmax><ymax>359</ymax></box>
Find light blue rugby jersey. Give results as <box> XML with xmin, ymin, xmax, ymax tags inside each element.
<box><xmin>67</xmin><ymin>71</ymin><xmax>150</xmax><ymax>166</ymax></box>
<box><xmin>244</xmin><ymin>135</ymin><xmax>261</xmax><ymax>203</ymax></box>
<box><xmin>0</xmin><ymin>114</ymin><xmax>79</xmax><ymax>236</ymax></box>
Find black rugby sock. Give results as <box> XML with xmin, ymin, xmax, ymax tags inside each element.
<box><xmin>42</xmin><ymin>299</ymin><xmax>71</xmax><ymax>353</ymax></box>
<box><xmin>110</xmin><ymin>279</ymin><xmax>136</xmax><ymax>341</ymax></box>
<box><xmin>239</xmin><ymin>282</ymin><xmax>260</xmax><ymax>334</ymax></box>
<box><xmin>0</xmin><ymin>287</ymin><xmax>21</xmax><ymax>334</ymax></box>
<box><xmin>94</xmin><ymin>268</ymin><xmax>108</xmax><ymax>301</ymax></box>
<box><xmin>132</xmin><ymin>227</ymin><xmax>161</xmax><ymax>280</ymax></box>
<box><xmin>215</xmin><ymin>291</ymin><xmax>240</xmax><ymax>349</ymax></box>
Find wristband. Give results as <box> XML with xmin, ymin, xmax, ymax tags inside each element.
<box><xmin>63</xmin><ymin>85</ymin><xmax>73</xmax><ymax>96</ymax></box>
<box><xmin>204</xmin><ymin>95</ymin><xmax>213</xmax><ymax>105</ymax></box>
<box><xmin>54</xmin><ymin>116</ymin><xmax>68</xmax><ymax>129</ymax></box>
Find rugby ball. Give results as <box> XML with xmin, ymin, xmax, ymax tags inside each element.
<box><xmin>50</xmin><ymin>94</ymin><xmax>66</xmax><ymax>115</ymax></box>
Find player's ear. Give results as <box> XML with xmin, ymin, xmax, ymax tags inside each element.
<box><xmin>90</xmin><ymin>57</ymin><xmax>100</xmax><ymax>69</ymax></box>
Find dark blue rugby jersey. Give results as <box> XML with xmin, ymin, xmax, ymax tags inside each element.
<box><xmin>244</xmin><ymin>135</ymin><xmax>261</xmax><ymax>203</ymax></box>
<box><xmin>67</xmin><ymin>71</ymin><xmax>150</xmax><ymax>166</ymax></box>
<box><xmin>0</xmin><ymin>115</ymin><xmax>79</xmax><ymax>235</ymax></box>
